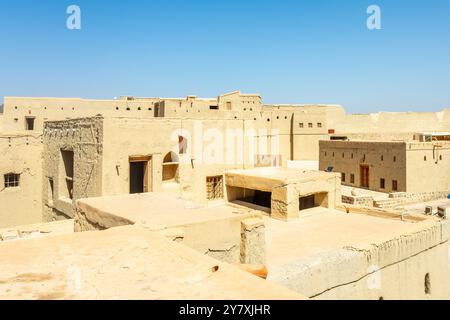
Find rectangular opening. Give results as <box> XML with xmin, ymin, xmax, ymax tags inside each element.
<box><xmin>48</xmin><ymin>178</ymin><xmax>54</xmax><ymax>206</ymax></box>
<box><xmin>360</xmin><ymin>165</ymin><xmax>369</xmax><ymax>188</ymax></box>
<box><xmin>129</xmin><ymin>156</ymin><xmax>151</xmax><ymax>194</ymax></box>
<box><xmin>178</xmin><ymin>136</ymin><xmax>187</xmax><ymax>154</ymax></box>
<box><xmin>341</xmin><ymin>173</ymin><xmax>346</xmax><ymax>182</ymax></box>
<box><xmin>61</xmin><ymin>150</ymin><xmax>74</xmax><ymax>199</ymax></box>
<box><xmin>392</xmin><ymin>180</ymin><xmax>398</xmax><ymax>192</ymax></box>
<box><xmin>236</xmin><ymin>189</ymin><xmax>272</xmax><ymax>209</ymax></box>
<box><xmin>226</xmin><ymin>101</ymin><xmax>232</xmax><ymax>110</ymax></box>
<box><xmin>130</xmin><ymin>162</ymin><xmax>146</xmax><ymax>194</ymax></box>
<box><xmin>380</xmin><ymin>178</ymin><xmax>385</xmax><ymax>189</ymax></box>
<box><xmin>25</xmin><ymin>117</ymin><xmax>35</xmax><ymax>131</ymax></box>
<box><xmin>209</xmin><ymin>105</ymin><xmax>219</xmax><ymax>110</ymax></box>
<box><xmin>4</xmin><ymin>173</ymin><xmax>20</xmax><ymax>188</ymax></box>
<box><xmin>206</xmin><ymin>176</ymin><xmax>224</xmax><ymax>200</ymax></box>
<box><xmin>300</xmin><ymin>195</ymin><xmax>315</xmax><ymax>210</ymax></box>
<box><xmin>300</xmin><ymin>192</ymin><xmax>328</xmax><ymax>211</ymax></box>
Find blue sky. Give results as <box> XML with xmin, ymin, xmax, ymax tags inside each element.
<box><xmin>0</xmin><ymin>0</ymin><xmax>449</xmax><ymax>113</ymax></box>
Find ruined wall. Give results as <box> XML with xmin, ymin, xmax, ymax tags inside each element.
<box><xmin>42</xmin><ymin>117</ymin><xmax>103</xmax><ymax>221</ymax></box>
<box><xmin>0</xmin><ymin>134</ymin><xmax>43</xmax><ymax>228</ymax></box>
<box><xmin>269</xmin><ymin>219</ymin><xmax>450</xmax><ymax>300</ymax></box>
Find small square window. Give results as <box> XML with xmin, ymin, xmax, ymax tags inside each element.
<box><xmin>393</xmin><ymin>156</ymin><xmax>397</xmax><ymax>162</ymax></box>
<box><xmin>317</xmin><ymin>123</ymin><xmax>322</xmax><ymax>128</ymax></box>
<box><xmin>4</xmin><ymin>173</ymin><xmax>20</xmax><ymax>188</ymax></box>
<box><xmin>380</xmin><ymin>178</ymin><xmax>385</xmax><ymax>189</ymax></box>
<box><xmin>299</xmin><ymin>123</ymin><xmax>304</xmax><ymax>128</ymax></box>
<box><xmin>350</xmin><ymin>174</ymin><xmax>355</xmax><ymax>184</ymax></box>
<box><xmin>308</xmin><ymin>123</ymin><xmax>313</xmax><ymax>128</ymax></box>
<box><xmin>342</xmin><ymin>173</ymin><xmax>346</xmax><ymax>182</ymax></box>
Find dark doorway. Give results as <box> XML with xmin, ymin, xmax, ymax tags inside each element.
<box><xmin>25</xmin><ymin>117</ymin><xmax>35</xmax><ymax>130</ymax></box>
<box><xmin>300</xmin><ymin>195</ymin><xmax>316</xmax><ymax>210</ymax></box>
<box><xmin>130</xmin><ymin>162</ymin><xmax>146</xmax><ymax>194</ymax></box>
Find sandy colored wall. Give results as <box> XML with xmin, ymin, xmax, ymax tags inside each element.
<box><xmin>319</xmin><ymin>141</ymin><xmax>407</xmax><ymax>193</ymax></box>
<box><xmin>269</xmin><ymin>219</ymin><xmax>450</xmax><ymax>300</ymax></box>
<box><xmin>328</xmin><ymin>109</ymin><xmax>450</xmax><ymax>135</ymax></box>
<box><xmin>42</xmin><ymin>117</ymin><xmax>104</xmax><ymax>221</ymax></box>
<box><xmin>3</xmin><ymin>97</ymin><xmax>158</xmax><ymax>132</ymax></box>
<box><xmin>0</xmin><ymin>134</ymin><xmax>43</xmax><ymax>228</ymax></box>
<box><xmin>101</xmin><ymin>117</ymin><xmax>282</xmax><ymax>204</ymax></box>
<box><xmin>319</xmin><ymin>140</ymin><xmax>450</xmax><ymax>194</ymax></box>
<box><xmin>74</xmin><ymin>199</ymin><xmax>265</xmax><ymax>265</ymax></box>
<box><xmin>406</xmin><ymin>142</ymin><xmax>450</xmax><ymax>193</ymax></box>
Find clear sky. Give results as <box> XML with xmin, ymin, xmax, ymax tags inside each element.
<box><xmin>0</xmin><ymin>0</ymin><xmax>449</xmax><ymax>113</ymax></box>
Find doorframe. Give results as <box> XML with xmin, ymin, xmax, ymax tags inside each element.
<box><xmin>360</xmin><ymin>164</ymin><xmax>370</xmax><ymax>189</ymax></box>
<box><xmin>129</xmin><ymin>155</ymin><xmax>152</xmax><ymax>193</ymax></box>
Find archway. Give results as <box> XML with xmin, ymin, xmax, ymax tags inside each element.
<box><xmin>162</xmin><ymin>152</ymin><xmax>179</xmax><ymax>182</ymax></box>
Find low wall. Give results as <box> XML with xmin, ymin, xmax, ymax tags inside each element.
<box><xmin>375</xmin><ymin>191</ymin><xmax>450</xmax><ymax>209</ymax></box>
<box><xmin>342</xmin><ymin>195</ymin><xmax>374</xmax><ymax>207</ymax></box>
<box><xmin>268</xmin><ymin>219</ymin><xmax>450</xmax><ymax>300</ymax></box>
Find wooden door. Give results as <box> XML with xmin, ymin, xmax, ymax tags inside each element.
<box><xmin>360</xmin><ymin>165</ymin><xmax>369</xmax><ymax>188</ymax></box>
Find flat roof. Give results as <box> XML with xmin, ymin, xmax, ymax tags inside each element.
<box><xmin>264</xmin><ymin>208</ymin><xmax>444</xmax><ymax>297</ymax></box>
<box><xmin>76</xmin><ymin>193</ymin><xmax>257</xmax><ymax>230</ymax></box>
<box><xmin>266</xmin><ymin>209</ymin><xmax>438</xmax><ymax>266</ymax></box>
<box><xmin>416</xmin><ymin>132</ymin><xmax>450</xmax><ymax>136</ymax></box>
<box><xmin>226</xmin><ymin>167</ymin><xmax>337</xmax><ymax>191</ymax></box>
<box><xmin>0</xmin><ymin>225</ymin><xmax>303</xmax><ymax>299</ymax></box>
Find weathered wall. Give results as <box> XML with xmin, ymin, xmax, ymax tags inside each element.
<box><xmin>319</xmin><ymin>140</ymin><xmax>450</xmax><ymax>194</ymax></box>
<box><xmin>0</xmin><ymin>133</ymin><xmax>43</xmax><ymax>228</ymax></box>
<box><xmin>319</xmin><ymin>140</ymin><xmax>408</xmax><ymax>193</ymax></box>
<box><xmin>406</xmin><ymin>142</ymin><xmax>450</xmax><ymax>193</ymax></box>
<box><xmin>74</xmin><ymin>199</ymin><xmax>266</xmax><ymax>265</ymax></box>
<box><xmin>101</xmin><ymin>117</ymin><xmax>282</xmax><ymax>204</ymax></box>
<box><xmin>42</xmin><ymin>117</ymin><xmax>103</xmax><ymax>221</ymax></box>
<box><xmin>269</xmin><ymin>219</ymin><xmax>450</xmax><ymax>300</ymax></box>
<box><xmin>2</xmin><ymin>97</ymin><xmax>157</xmax><ymax>132</ymax></box>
